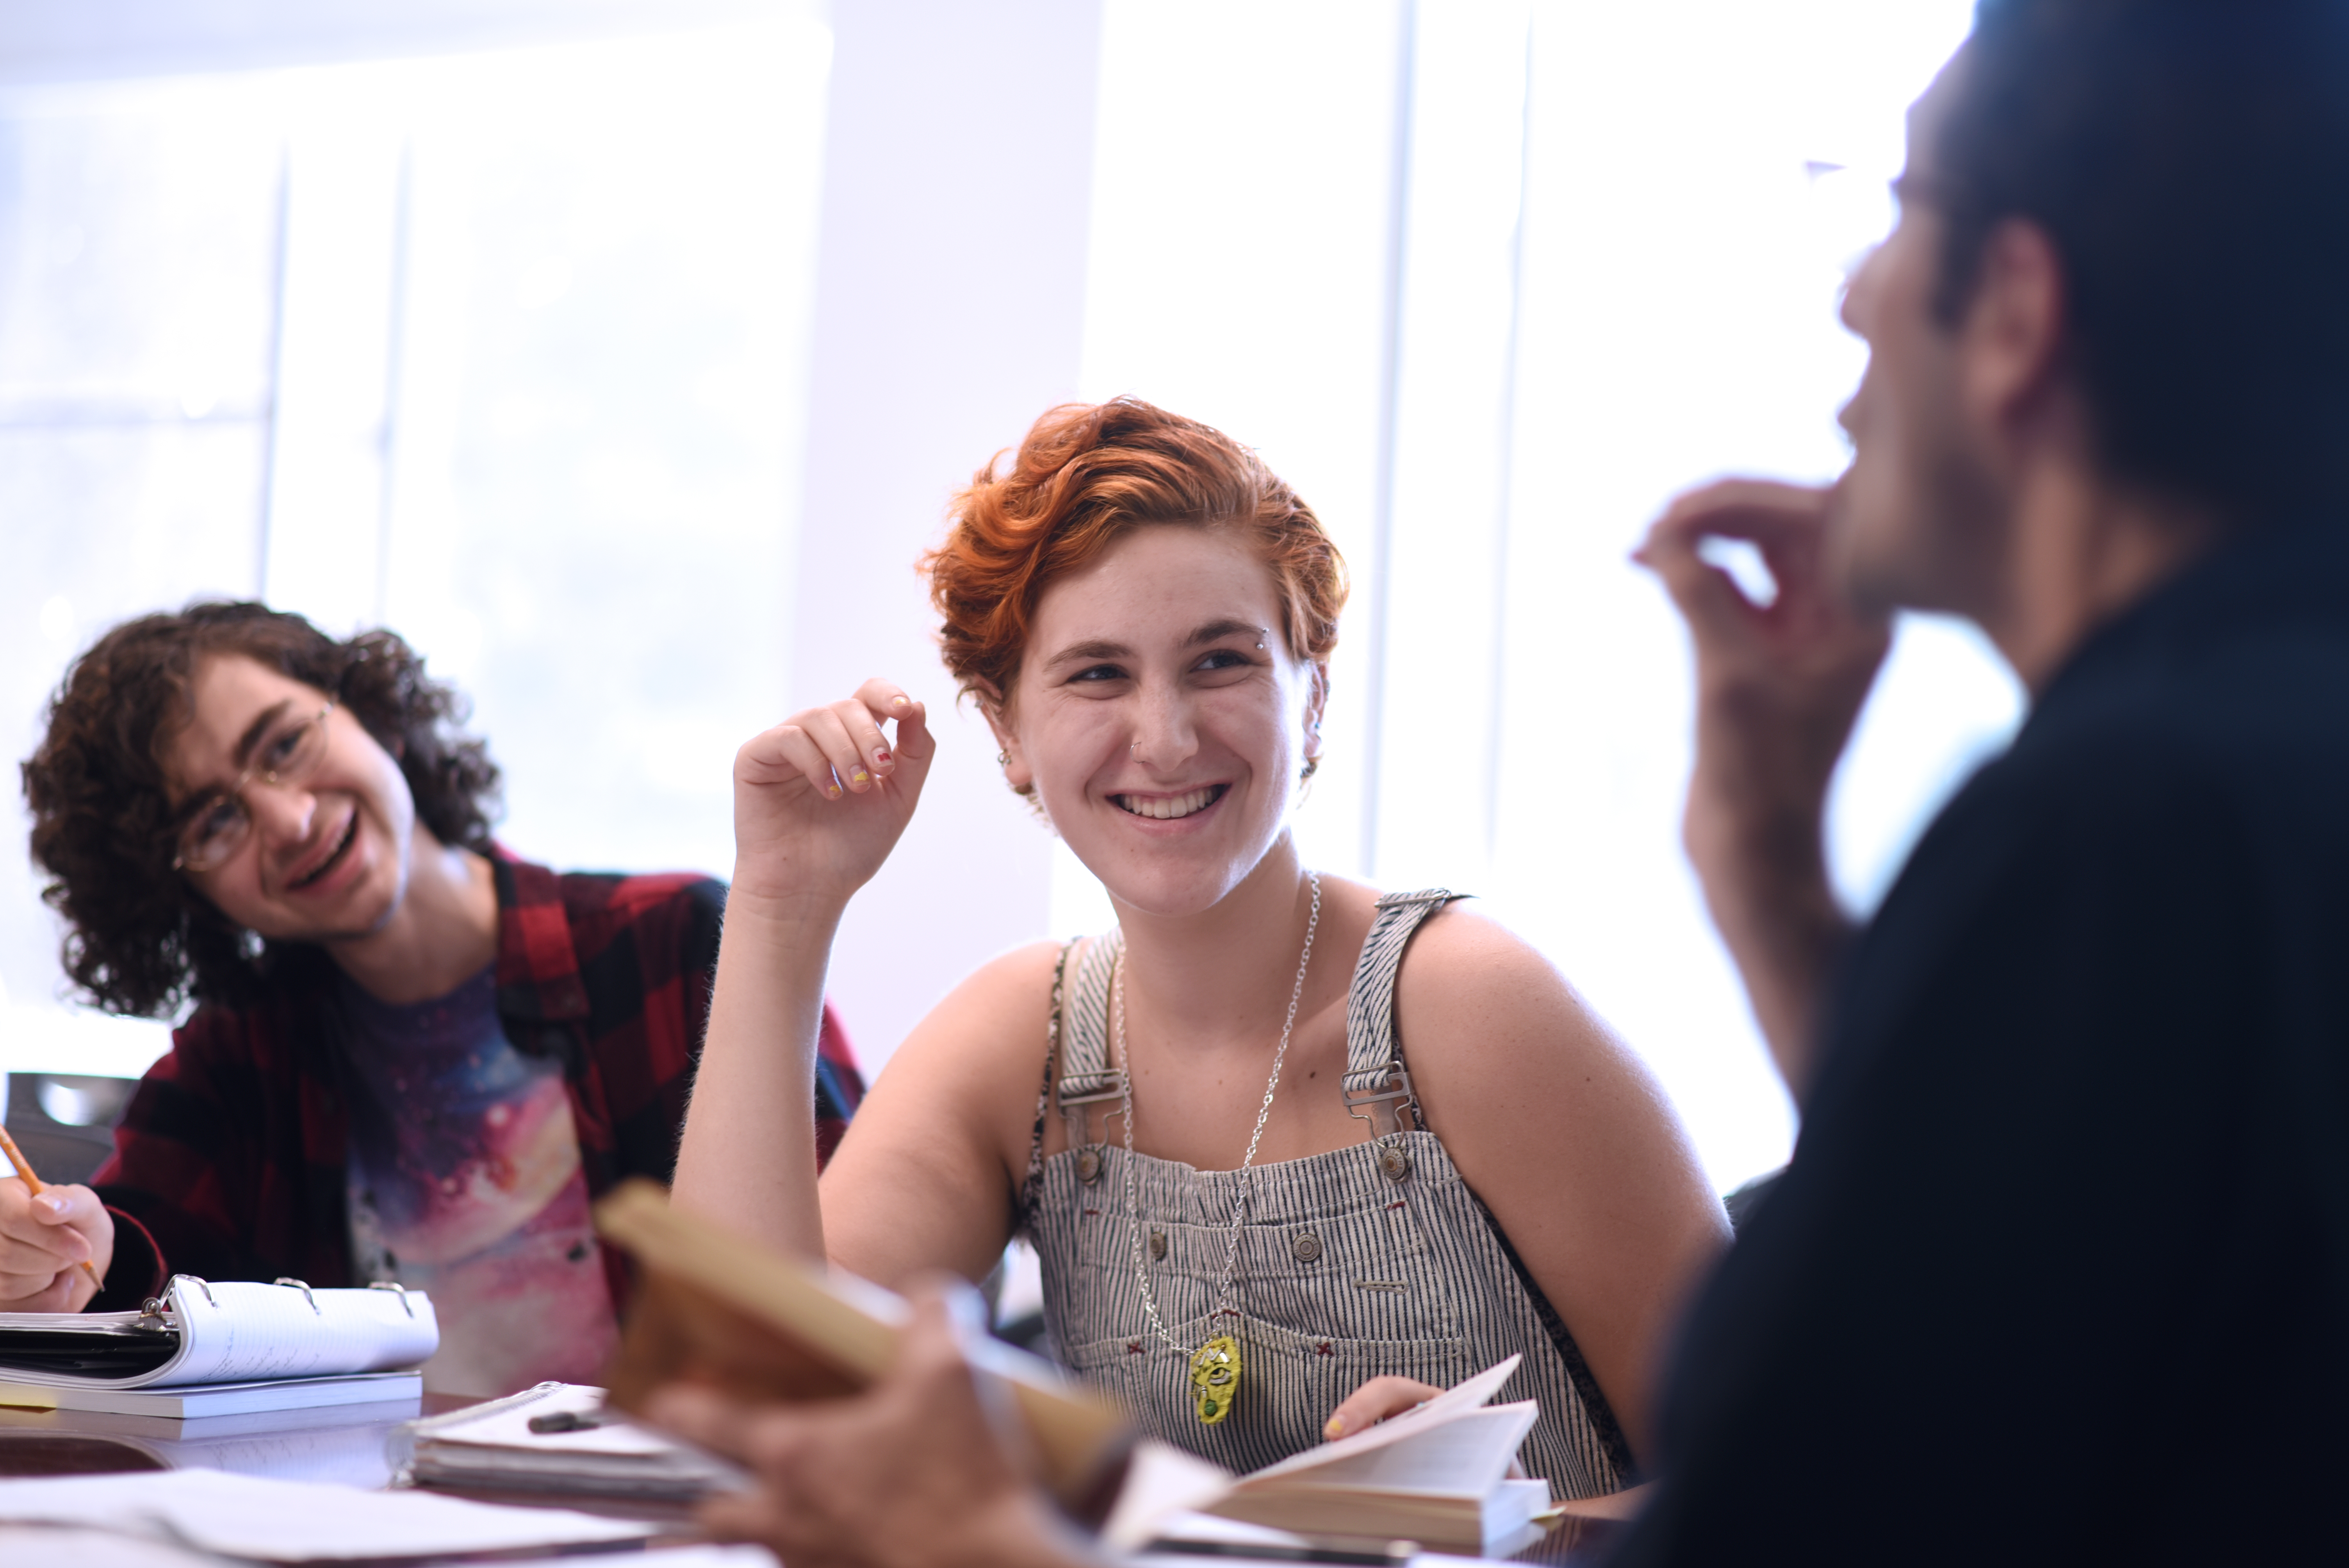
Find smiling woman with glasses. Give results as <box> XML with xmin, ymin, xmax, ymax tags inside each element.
<box><xmin>170</xmin><ymin>698</ymin><xmax>338</xmax><ymax>873</ymax></box>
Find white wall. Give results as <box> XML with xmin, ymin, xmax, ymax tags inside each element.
<box><xmin>790</xmin><ymin>0</ymin><xmax>1105</xmax><ymax>1076</ymax></box>
<box><xmin>2</xmin><ymin>1</ymin><xmax>2025</xmax><ymax>1199</ymax></box>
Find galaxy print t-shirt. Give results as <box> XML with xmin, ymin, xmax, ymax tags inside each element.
<box><xmin>337</xmin><ymin>965</ymin><xmax>618</xmax><ymax>1397</ymax></box>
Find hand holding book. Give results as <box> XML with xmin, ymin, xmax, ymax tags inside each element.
<box><xmin>646</xmin><ymin>1289</ymin><xmax>1101</xmax><ymax>1568</ymax></box>
<box><xmin>594</xmin><ymin>1181</ymin><xmax>1570</xmax><ymax>1563</ymax></box>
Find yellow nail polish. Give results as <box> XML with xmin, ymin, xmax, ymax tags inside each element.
<box><xmin>1324</xmin><ymin>1418</ymin><xmax>1345</xmax><ymax>1439</ymax></box>
<box><xmin>851</xmin><ymin>768</ymin><xmax>871</xmax><ymax>786</ymax></box>
<box><xmin>827</xmin><ymin>783</ymin><xmax>842</xmax><ymax>799</ymax></box>
<box><xmin>891</xmin><ymin>695</ymin><xmax>909</xmax><ymax>709</ymax></box>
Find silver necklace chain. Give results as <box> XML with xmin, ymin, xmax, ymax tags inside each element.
<box><xmin>1115</xmin><ymin>870</ymin><xmax>1323</xmax><ymax>1354</ymax></box>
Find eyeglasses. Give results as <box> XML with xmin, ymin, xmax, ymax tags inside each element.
<box><xmin>171</xmin><ymin>699</ymin><xmax>338</xmax><ymax>873</ymax></box>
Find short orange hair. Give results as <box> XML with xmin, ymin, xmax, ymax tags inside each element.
<box><xmin>922</xmin><ymin>398</ymin><xmax>1348</xmax><ymax>720</ymax></box>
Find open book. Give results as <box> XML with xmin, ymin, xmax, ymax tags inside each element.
<box><xmin>0</xmin><ymin>1275</ymin><xmax>437</xmax><ymax>1417</ymax></box>
<box><xmin>1185</xmin><ymin>1355</ymin><xmax>1553</xmax><ymax>1555</ymax></box>
<box><xmin>592</xmin><ymin>1180</ymin><xmax>1134</xmax><ymax>1522</ymax></box>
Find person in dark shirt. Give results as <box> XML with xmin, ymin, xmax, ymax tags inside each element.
<box><xmin>2</xmin><ymin>603</ymin><xmax>862</xmax><ymax>1394</ymax></box>
<box><xmin>609</xmin><ymin>2</ymin><xmax>2349</xmax><ymax>1563</ymax></box>
<box><xmin>1620</xmin><ymin>1</ymin><xmax>2349</xmax><ymax>1559</ymax></box>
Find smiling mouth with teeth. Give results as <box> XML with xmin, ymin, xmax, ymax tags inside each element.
<box><xmin>1112</xmin><ymin>785</ymin><xmax>1228</xmax><ymax>821</ymax></box>
<box><xmin>288</xmin><ymin>813</ymin><xmax>359</xmax><ymax>889</ymax></box>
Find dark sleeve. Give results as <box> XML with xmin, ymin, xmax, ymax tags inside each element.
<box><xmin>814</xmin><ymin>1000</ymin><xmax>865</xmax><ymax>1166</ymax></box>
<box><xmin>1613</xmin><ymin>741</ymin><xmax>2349</xmax><ymax>1564</ymax></box>
<box><xmin>589</xmin><ymin>874</ymin><xmax>864</xmax><ymax>1181</ymax></box>
<box><xmin>89</xmin><ymin>1011</ymin><xmax>287</xmax><ymax>1310</ymax></box>
<box><xmin>665</xmin><ymin>877</ymin><xmax>868</xmax><ymax>1169</ymax></box>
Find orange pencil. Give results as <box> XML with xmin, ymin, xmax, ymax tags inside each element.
<box><xmin>0</xmin><ymin>1124</ymin><xmax>103</xmax><ymax>1286</ymax></box>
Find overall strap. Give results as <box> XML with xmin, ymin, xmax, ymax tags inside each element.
<box><xmin>1017</xmin><ymin>938</ymin><xmax>1082</xmax><ymax>1224</ymax></box>
<box><xmin>1341</xmin><ymin>889</ymin><xmax>1463</xmax><ymax>1134</ymax></box>
<box><xmin>1057</xmin><ymin>928</ymin><xmax>1127</xmax><ymax>1159</ymax></box>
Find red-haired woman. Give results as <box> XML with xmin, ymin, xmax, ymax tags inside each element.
<box><xmin>673</xmin><ymin>399</ymin><xmax>1727</xmax><ymax>1496</ymax></box>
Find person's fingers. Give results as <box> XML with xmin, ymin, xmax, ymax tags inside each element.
<box><xmin>1634</xmin><ymin>478</ymin><xmax>1891</xmax><ymax>667</ymax></box>
<box><xmin>27</xmin><ymin>1183</ymin><xmax>103</xmax><ymax>1234</ymax></box>
<box><xmin>1638</xmin><ymin>519</ymin><xmax>1773</xmax><ymax>643</ymax></box>
<box><xmin>847</xmin><ymin>679</ymin><xmax>917</xmax><ymax>780</ymax></box>
<box><xmin>0</xmin><ymin>1262</ymin><xmax>64</xmax><ymax>1294</ymax></box>
<box><xmin>63</xmin><ymin>1265</ymin><xmax>98</xmax><ymax>1311</ymax></box>
<box><xmin>894</xmin><ymin>1284</ymin><xmax>984</xmax><ymax>1374</ymax></box>
<box><xmin>693</xmin><ymin>1489</ymin><xmax>799</xmax><ymax>1552</ymax></box>
<box><xmin>880</xmin><ymin>698</ymin><xmax>934</xmax><ymax>807</ymax></box>
<box><xmin>820</xmin><ymin>698</ymin><xmax>891</xmax><ymax>793</ymax></box>
<box><xmin>0</xmin><ymin>1267</ymin><xmax>78</xmax><ymax>1313</ymax></box>
<box><xmin>644</xmin><ymin>1384</ymin><xmax>773</xmax><ymax>1466</ymax></box>
<box><xmin>1646</xmin><ymin>478</ymin><xmax>1832</xmax><ymax>549</ymax></box>
<box><xmin>883</xmin><ymin>691</ymin><xmax>934</xmax><ymax>758</ymax></box>
<box><xmin>738</xmin><ymin>717</ymin><xmax>849</xmax><ymax>800</ymax></box>
<box><xmin>0</xmin><ymin>1198</ymin><xmax>89</xmax><ymax>1269</ymax></box>
<box><xmin>0</xmin><ymin>1222</ymin><xmax>86</xmax><ymax>1266</ymax></box>
<box><xmin>1322</xmin><ymin>1375</ymin><xmax>1447</xmax><ymax>1440</ymax></box>
<box><xmin>797</xmin><ymin>706</ymin><xmax>877</xmax><ymax>795</ymax></box>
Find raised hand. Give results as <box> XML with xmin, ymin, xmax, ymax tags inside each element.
<box><xmin>730</xmin><ymin>678</ymin><xmax>935</xmax><ymax>915</ymax></box>
<box><xmin>1635</xmin><ymin>479</ymin><xmax>1891</xmax><ymax>1096</ymax></box>
<box><xmin>0</xmin><ymin>1178</ymin><xmax>112</xmax><ymax>1312</ymax></box>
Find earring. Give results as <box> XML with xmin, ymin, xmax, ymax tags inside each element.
<box><xmin>1300</xmin><ymin>757</ymin><xmax>1319</xmax><ymax>782</ymax></box>
<box><xmin>996</xmin><ymin>751</ymin><xmax>1010</xmax><ymax>766</ymax></box>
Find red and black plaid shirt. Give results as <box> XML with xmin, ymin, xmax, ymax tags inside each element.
<box><xmin>90</xmin><ymin>855</ymin><xmax>862</xmax><ymax>1311</ymax></box>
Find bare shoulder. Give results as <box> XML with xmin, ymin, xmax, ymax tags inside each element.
<box><xmin>1394</xmin><ymin>903</ymin><xmax>1592</xmax><ymax>1030</ymax></box>
<box><xmin>938</xmin><ymin>937</ymin><xmax>1075</xmax><ymax>1027</ymax></box>
<box><xmin>1390</xmin><ymin>903</ymin><xmax>1650</xmax><ymax>1095</ymax></box>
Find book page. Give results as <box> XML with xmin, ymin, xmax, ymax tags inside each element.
<box><xmin>160</xmin><ymin>1280</ymin><xmax>440</xmax><ymax>1388</ymax></box>
<box><xmin>1097</xmin><ymin>1439</ymin><xmax>1239</xmax><ymax>1552</ymax></box>
<box><xmin>1283</xmin><ymin>1404</ymin><xmax>1538</xmax><ymax>1495</ymax></box>
<box><xmin>0</xmin><ymin>1469</ymin><xmax>652</xmax><ymax>1561</ymax></box>
<box><xmin>1239</xmin><ymin>1354</ymin><xmax>1521</xmax><ymax>1484</ymax></box>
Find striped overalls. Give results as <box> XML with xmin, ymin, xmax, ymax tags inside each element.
<box><xmin>1020</xmin><ymin>890</ymin><xmax>1630</xmax><ymax>1498</ymax></box>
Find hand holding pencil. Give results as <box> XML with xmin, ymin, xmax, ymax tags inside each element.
<box><xmin>0</xmin><ymin>1125</ymin><xmax>112</xmax><ymax>1312</ymax></box>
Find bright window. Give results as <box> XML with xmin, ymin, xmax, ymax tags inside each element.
<box><xmin>1069</xmin><ymin>0</ymin><xmax>2010</xmax><ymax>1189</ymax></box>
<box><xmin>0</xmin><ymin>18</ymin><xmax>831</xmax><ymax>1075</ymax></box>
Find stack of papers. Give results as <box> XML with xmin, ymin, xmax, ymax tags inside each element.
<box><xmin>393</xmin><ymin>1381</ymin><xmax>743</xmax><ymax>1501</ymax></box>
<box><xmin>0</xmin><ymin>1468</ymin><xmax>656</xmax><ymax>1561</ymax></box>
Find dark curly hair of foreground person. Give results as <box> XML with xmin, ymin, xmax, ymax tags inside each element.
<box><xmin>21</xmin><ymin>602</ymin><xmax>502</xmax><ymax>1018</ymax></box>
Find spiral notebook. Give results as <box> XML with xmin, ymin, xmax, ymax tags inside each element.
<box><xmin>0</xmin><ymin>1275</ymin><xmax>436</xmax><ymax>1417</ymax></box>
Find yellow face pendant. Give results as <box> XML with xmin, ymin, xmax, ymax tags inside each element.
<box><xmin>1189</xmin><ymin>1335</ymin><xmax>1241</xmax><ymax>1425</ymax></box>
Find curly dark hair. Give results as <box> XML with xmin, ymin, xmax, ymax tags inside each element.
<box><xmin>21</xmin><ymin>602</ymin><xmax>503</xmax><ymax>1019</ymax></box>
